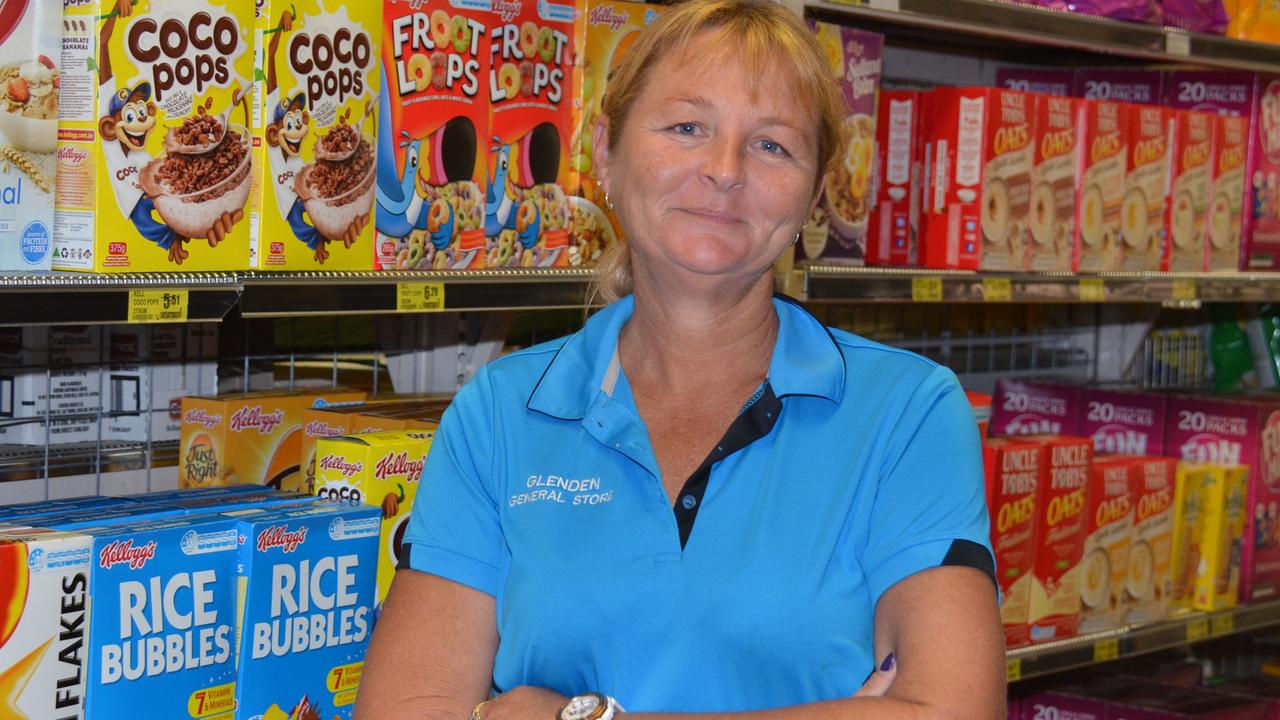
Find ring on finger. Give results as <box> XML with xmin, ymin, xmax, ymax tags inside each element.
<box><xmin>470</xmin><ymin>700</ymin><xmax>490</xmax><ymax>720</ymax></box>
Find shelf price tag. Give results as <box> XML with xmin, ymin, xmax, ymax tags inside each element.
<box><xmin>983</xmin><ymin>277</ymin><xmax>1013</xmax><ymax>302</ymax></box>
<box><xmin>1173</xmin><ymin>279</ymin><xmax>1197</xmax><ymax>300</ymax></box>
<box><xmin>867</xmin><ymin>0</ymin><xmax>901</xmax><ymax>10</ymax></box>
<box><xmin>1078</xmin><ymin>278</ymin><xmax>1106</xmax><ymax>302</ymax></box>
<box><xmin>1093</xmin><ymin>638</ymin><xmax>1121</xmax><ymax>663</ymax></box>
<box><xmin>911</xmin><ymin>276</ymin><xmax>943</xmax><ymax>302</ymax></box>
<box><xmin>127</xmin><ymin>289</ymin><xmax>189</xmax><ymax>323</ymax></box>
<box><xmin>1187</xmin><ymin>617</ymin><xmax>1210</xmax><ymax>642</ymax></box>
<box><xmin>1006</xmin><ymin>658</ymin><xmax>1022</xmax><ymax>682</ymax></box>
<box><xmin>1211</xmin><ymin>612</ymin><xmax>1235</xmax><ymax>637</ymax></box>
<box><xmin>1166</xmin><ymin>30</ymin><xmax>1191</xmax><ymax>56</ymax></box>
<box><xmin>396</xmin><ymin>282</ymin><xmax>446</xmax><ymax>312</ymax></box>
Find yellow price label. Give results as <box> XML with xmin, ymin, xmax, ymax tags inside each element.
<box><xmin>1187</xmin><ymin>617</ymin><xmax>1210</xmax><ymax>642</ymax></box>
<box><xmin>187</xmin><ymin>682</ymin><xmax>236</xmax><ymax>718</ymax></box>
<box><xmin>983</xmin><ymin>277</ymin><xmax>1013</xmax><ymax>302</ymax></box>
<box><xmin>1093</xmin><ymin>638</ymin><xmax>1121</xmax><ymax>662</ymax></box>
<box><xmin>912</xmin><ymin>276</ymin><xmax>943</xmax><ymax>302</ymax></box>
<box><xmin>396</xmin><ymin>282</ymin><xmax>446</xmax><ymax>312</ymax></box>
<box><xmin>327</xmin><ymin>662</ymin><xmax>364</xmax><ymax>693</ymax></box>
<box><xmin>1078</xmin><ymin>278</ymin><xmax>1106</xmax><ymax>302</ymax></box>
<box><xmin>1172</xmin><ymin>279</ymin><xmax>1197</xmax><ymax>300</ymax></box>
<box><xmin>127</xmin><ymin>289</ymin><xmax>189</xmax><ymax>323</ymax></box>
<box><xmin>1006</xmin><ymin>658</ymin><xmax>1022</xmax><ymax>682</ymax></box>
<box><xmin>1211</xmin><ymin>612</ymin><xmax>1235</xmax><ymax>637</ymax></box>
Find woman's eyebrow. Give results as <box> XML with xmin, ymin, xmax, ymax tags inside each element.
<box><xmin>671</xmin><ymin>95</ymin><xmax>713</xmax><ymax>110</ymax></box>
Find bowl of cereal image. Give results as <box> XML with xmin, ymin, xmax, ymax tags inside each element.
<box><xmin>568</xmin><ymin>195</ymin><xmax>616</xmax><ymax>264</ymax></box>
<box><xmin>824</xmin><ymin>114</ymin><xmax>874</xmax><ymax>245</ymax></box>
<box><xmin>0</xmin><ymin>59</ymin><xmax>60</xmax><ymax>154</ymax></box>
<box><xmin>295</xmin><ymin>131</ymin><xmax>377</xmax><ymax>242</ymax></box>
<box><xmin>1081</xmin><ymin>548</ymin><xmax>1111</xmax><ymax>609</ymax></box>
<box><xmin>1127</xmin><ymin>539</ymin><xmax>1154</xmax><ymax>600</ymax></box>
<box><xmin>139</xmin><ymin>121</ymin><xmax>252</xmax><ymax>240</ymax></box>
<box><xmin>1208</xmin><ymin>192</ymin><xmax>1234</xmax><ymax>249</ymax></box>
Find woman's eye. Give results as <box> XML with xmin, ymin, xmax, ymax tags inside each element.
<box><xmin>759</xmin><ymin>139</ymin><xmax>787</xmax><ymax>156</ymax></box>
<box><xmin>671</xmin><ymin>122</ymin><xmax>698</xmax><ymax>135</ymax></box>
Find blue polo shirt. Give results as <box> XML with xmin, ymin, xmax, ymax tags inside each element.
<box><xmin>401</xmin><ymin>295</ymin><xmax>993</xmax><ymax>712</ymax></box>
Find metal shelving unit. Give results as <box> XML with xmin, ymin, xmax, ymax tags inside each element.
<box><xmin>0</xmin><ymin>440</ymin><xmax>178</xmax><ymax>483</ymax></box>
<box><xmin>0</xmin><ymin>272</ymin><xmax>240</xmax><ymax>326</ymax></box>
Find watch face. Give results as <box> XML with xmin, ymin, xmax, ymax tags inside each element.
<box><xmin>562</xmin><ymin>694</ymin><xmax>604</xmax><ymax>720</ymax></box>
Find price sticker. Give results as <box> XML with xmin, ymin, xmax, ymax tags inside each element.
<box><xmin>1006</xmin><ymin>658</ymin><xmax>1022</xmax><ymax>682</ymax></box>
<box><xmin>1173</xmin><ymin>279</ymin><xmax>1197</xmax><ymax>300</ymax></box>
<box><xmin>911</xmin><ymin>276</ymin><xmax>943</xmax><ymax>302</ymax></box>
<box><xmin>1211</xmin><ymin>612</ymin><xmax>1235</xmax><ymax>637</ymax></box>
<box><xmin>1187</xmin><ymin>617</ymin><xmax>1210</xmax><ymax>642</ymax></box>
<box><xmin>1078</xmin><ymin>278</ymin><xmax>1106</xmax><ymax>303</ymax></box>
<box><xmin>127</xmin><ymin>289</ymin><xmax>189</xmax><ymax>323</ymax></box>
<box><xmin>868</xmin><ymin>0</ymin><xmax>901</xmax><ymax>10</ymax></box>
<box><xmin>396</xmin><ymin>282</ymin><xmax>446</xmax><ymax>312</ymax></box>
<box><xmin>1093</xmin><ymin>638</ymin><xmax>1121</xmax><ymax>663</ymax></box>
<box><xmin>983</xmin><ymin>277</ymin><xmax>1013</xmax><ymax>302</ymax></box>
<box><xmin>1166</xmin><ymin>30</ymin><xmax>1191</xmax><ymax>56</ymax></box>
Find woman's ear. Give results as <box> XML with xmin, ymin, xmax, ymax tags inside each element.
<box><xmin>593</xmin><ymin>115</ymin><xmax>612</xmax><ymax>195</ymax></box>
<box><xmin>809</xmin><ymin>173</ymin><xmax>828</xmax><ymax>216</ymax></box>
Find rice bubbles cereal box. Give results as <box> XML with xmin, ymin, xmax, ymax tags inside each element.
<box><xmin>1120</xmin><ymin>103</ymin><xmax>1171</xmax><ymax>272</ymax></box>
<box><xmin>1027</xmin><ymin>95</ymin><xmax>1082</xmax><ymax>272</ymax></box>
<box><xmin>1123</xmin><ymin>457</ymin><xmax>1177</xmax><ymax>624</ymax></box>
<box><xmin>375</xmin><ymin>0</ymin><xmax>490</xmax><ymax>272</ymax></box>
<box><xmin>55</xmin><ymin>0</ymin><xmax>256</xmax><ymax>272</ymax></box>
<box><xmin>1075</xmin><ymin>100</ymin><xmax>1127</xmax><ymax>273</ymax></box>
<box><xmin>251</xmin><ymin>1</ymin><xmax>381</xmax><ymax>270</ymax></box>
<box><xmin>1208</xmin><ymin>114</ymin><xmax>1248</xmax><ymax>271</ymax></box>
<box><xmin>233</xmin><ymin>503</ymin><xmax>380</xmax><ymax>720</ymax></box>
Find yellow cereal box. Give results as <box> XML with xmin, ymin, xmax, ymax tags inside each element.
<box><xmin>179</xmin><ymin>388</ymin><xmax>365</xmax><ymax>491</ymax></box>
<box><xmin>1193</xmin><ymin>464</ymin><xmax>1248</xmax><ymax>611</ymax></box>
<box><xmin>55</xmin><ymin>0</ymin><xmax>256</xmax><ymax>271</ymax></box>
<box><xmin>314</xmin><ymin>429</ymin><xmax>434</xmax><ymax>606</ymax></box>
<box><xmin>299</xmin><ymin>398</ymin><xmax>443</xmax><ymax>494</ymax></box>
<box><xmin>250</xmin><ymin>1</ymin><xmax>380</xmax><ymax>270</ymax></box>
<box><xmin>1170</xmin><ymin>462</ymin><xmax>1209</xmax><ymax>613</ymax></box>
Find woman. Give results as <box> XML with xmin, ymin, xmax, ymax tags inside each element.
<box><xmin>356</xmin><ymin>2</ymin><xmax>1005</xmax><ymax>718</ymax></box>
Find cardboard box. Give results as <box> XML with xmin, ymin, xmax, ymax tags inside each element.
<box><xmin>1080</xmin><ymin>456</ymin><xmax>1136</xmax><ymax>632</ymax></box>
<box><xmin>799</xmin><ymin>22</ymin><xmax>883</xmax><ymax>266</ymax></box>
<box><xmin>1020</xmin><ymin>692</ymin><xmax>1108</xmax><ymax>720</ymax></box>
<box><xmin>1026</xmin><ymin>435</ymin><xmax>1092</xmax><ymax>643</ymax></box>
<box><xmin>299</xmin><ymin>398</ymin><xmax>440</xmax><ymax>494</ymax></box>
<box><xmin>0</xmin><ymin>326</ymin><xmax>102</xmax><ymax>445</ymax></box>
<box><xmin>178</xmin><ymin>389</ymin><xmax>366</xmax><ymax>491</ymax></box>
<box><xmin>1121</xmin><ymin>103</ymin><xmax>1171</xmax><ymax>271</ymax></box>
<box><xmin>1193</xmin><ymin>464</ymin><xmax>1248</xmax><ymax>611</ymax></box>
<box><xmin>1123</xmin><ymin>457</ymin><xmax>1177</xmax><ymax>623</ymax></box>
<box><xmin>103</xmin><ymin>324</ymin><xmax>218</xmax><ymax>443</ymax></box>
<box><xmin>486</xmin><ymin>0</ymin><xmax>575</xmax><ymax>268</ymax></box>
<box><xmin>54</xmin><ymin>0</ymin><xmax>256</xmax><ymax>272</ymax></box>
<box><xmin>994</xmin><ymin>67</ymin><xmax>1073</xmax><ymax>96</ymax></box>
<box><xmin>0</xmin><ymin>529</ymin><xmax>92</xmax><ymax>720</ymax></box>
<box><xmin>982</xmin><ymin>437</ymin><xmax>1041</xmax><ymax>648</ymax></box>
<box><xmin>250</xmin><ymin>1</ymin><xmax>381</xmax><ymax>270</ymax></box>
<box><xmin>376</xmin><ymin>0</ymin><xmax>490</xmax><ymax>271</ymax></box>
<box><xmin>990</xmin><ymin>379</ymin><xmax>1081</xmax><ymax>437</ymax></box>
<box><xmin>1079</xmin><ymin>387</ymin><xmax>1168</xmax><ymax>457</ymax></box>
<box><xmin>1208</xmin><ymin>114</ymin><xmax>1248</xmax><ymax>271</ymax></box>
<box><xmin>313</xmin><ymin>429</ymin><xmax>434</xmax><ymax>605</ymax></box>
<box><xmin>1164</xmin><ymin>111</ymin><xmax>1215</xmax><ymax>272</ymax></box>
<box><xmin>1170</xmin><ymin>462</ymin><xmax>1209</xmax><ymax>612</ymax></box>
<box><xmin>1074</xmin><ymin>69</ymin><xmax>1165</xmax><ymax>104</ymax></box>
<box><xmin>921</xmin><ymin>87</ymin><xmax>1033</xmax><ymax>271</ymax></box>
<box><xmin>1075</xmin><ymin>100</ymin><xmax>1127</xmax><ymax>273</ymax></box>
<box><xmin>1027</xmin><ymin>95</ymin><xmax>1082</xmax><ymax>272</ymax></box>
<box><xmin>867</xmin><ymin>90</ymin><xmax>922</xmax><ymax>267</ymax></box>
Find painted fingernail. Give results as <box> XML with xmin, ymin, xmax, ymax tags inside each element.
<box><xmin>880</xmin><ymin>653</ymin><xmax>896</xmax><ymax>672</ymax></box>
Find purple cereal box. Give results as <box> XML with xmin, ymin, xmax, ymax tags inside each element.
<box><xmin>1215</xmin><ymin>677</ymin><xmax>1280</xmax><ymax>720</ymax></box>
<box><xmin>1074</xmin><ymin>69</ymin><xmax>1165</xmax><ymax>105</ymax></box>
<box><xmin>1079</xmin><ymin>388</ymin><xmax>1167</xmax><ymax>456</ymax></box>
<box><xmin>996</xmin><ymin>67</ymin><xmax>1074</xmax><ymax>96</ymax></box>
<box><xmin>1020</xmin><ymin>692</ymin><xmax>1108</xmax><ymax>720</ymax></box>
<box><xmin>1025</xmin><ymin>0</ymin><xmax>1158</xmax><ymax>22</ymax></box>
<box><xmin>1158</xmin><ymin>0</ymin><xmax>1230</xmax><ymax>34</ymax></box>
<box><xmin>990</xmin><ymin>380</ymin><xmax>1081</xmax><ymax>437</ymax></box>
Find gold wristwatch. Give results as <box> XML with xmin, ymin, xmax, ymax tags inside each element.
<box><xmin>558</xmin><ymin>692</ymin><xmax>623</xmax><ymax>720</ymax></box>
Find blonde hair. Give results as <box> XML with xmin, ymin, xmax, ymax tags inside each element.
<box><xmin>590</xmin><ymin>0</ymin><xmax>847</xmax><ymax>304</ymax></box>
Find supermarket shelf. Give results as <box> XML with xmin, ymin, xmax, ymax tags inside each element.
<box><xmin>1007</xmin><ymin>600</ymin><xmax>1280</xmax><ymax>682</ymax></box>
<box><xmin>0</xmin><ymin>440</ymin><xmax>178</xmax><ymax>483</ymax></box>
<box><xmin>0</xmin><ymin>272</ymin><xmax>240</xmax><ymax>326</ymax></box>
<box><xmin>806</xmin><ymin>0</ymin><xmax>1280</xmax><ymax>73</ymax></box>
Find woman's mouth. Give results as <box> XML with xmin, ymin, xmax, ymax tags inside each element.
<box><xmin>681</xmin><ymin>207</ymin><xmax>740</xmax><ymax>224</ymax></box>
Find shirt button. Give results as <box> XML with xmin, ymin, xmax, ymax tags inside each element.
<box><xmin>681</xmin><ymin>495</ymin><xmax>697</xmax><ymax>510</ymax></box>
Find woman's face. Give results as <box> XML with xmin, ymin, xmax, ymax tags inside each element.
<box><xmin>595</xmin><ymin>32</ymin><xmax>822</xmax><ymax>290</ymax></box>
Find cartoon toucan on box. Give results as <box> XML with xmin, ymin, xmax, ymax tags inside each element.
<box><xmin>486</xmin><ymin>122</ymin><xmax>560</xmax><ymax>263</ymax></box>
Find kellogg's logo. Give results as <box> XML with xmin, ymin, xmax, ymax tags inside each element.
<box><xmin>305</xmin><ymin>420</ymin><xmax>345</xmax><ymax>437</ymax></box>
<box><xmin>1261</xmin><ymin>81</ymin><xmax>1280</xmax><ymax>164</ymax></box>
<box><xmin>319</xmin><ymin>454</ymin><xmax>363</xmax><ymax>477</ymax></box>
<box><xmin>99</xmin><ymin>539</ymin><xmax>157</xmax><ymax>570</ymax></box>
<box><xmin>229</xmin><ymin>406</ymin><xmax>285</xmax><ymax>434</ymax></box>
<box><xmin>183</xmin><ymin>408</ymin><xmax>223</xmax><ymax>429</ymax></box>
<box><xmin>374</xmin><ymin>450</ymin><xmax>424</xmax><ymax>483</ymax></box>
<box><xmin>57</xmin><ymin>146</ymin><xmax>90</xmax><ymax>166</ymax></box>
<box><xmin>256</xmin><ymin>524</ymin><xmax>308</xmax><ymax>553</ymax></box>
<box><xmin>589</xmin><ymin>4</ymin><xmax>629</xmax><ymax>30</ymax></box>
<box><xmin>494</xmin><ymin>0</ymin><xmax>522</xmax><ymax>23</ymax></box>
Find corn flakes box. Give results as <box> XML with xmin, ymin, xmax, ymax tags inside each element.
<box><xmin>79</xmin><ymin>515</ymin><xmax>240</xmax><ymax>720</ymax></box>
<box><xmin>232</xmin><ymin>503</ymin><xmax>380</xmax><ymax>720</ymax></box>
<box><xmin>314</xmin><ymin>429</ymin><xmax>433</xmax><ymax>606</ymax></box>
<box><xmin>179</xmin><ymin>389</ymin><xmax>366</xmax><ymax>492</ymax></box>
<box><xmin>250</xmin><ymin>1</ymin><xmax>380</xmax><ymax>270</ymax></box>
<box><xmin>1079</xmin><ymin>456</ymin><xmax>1136</xmax><ymax>632</ymax></box>
<box><xmin>982</xmin><ymin>437</ymin><xmax>1041</xmax><ymax>648</ymax></box>
<box><xmin>1123</xmin><ymin>457</ymin><xmax>1176</xmax><ymax>624</ymax></box>
<box><xmin>1170</xmin><ymin>462</ymin><xmax>1209</xmax><ymax>613</ymax></box>
<box><xmin>1165</xmin><ymin>111</ymin><xmax>1214</xmax><ymax>272</ymax></box>
<box><xmin>1193</xmin><ymin>464</ymin><xmax>1248</xmax><ymax>611</ymax></box>
<box><xmin>1120</xmin><ymin>103</ymin><xmax>1171</xmax><ymax>272</ymax></box>
<box><xmin>1208</xmin><ymin>114</ymin><xmax>1248</xmax><ymax>271</ymax></box>
<box><xmin>487</xmin><ymin>0</ymin><xmax>574</xmax><ymax>269</ymax></box>
<box><xmin>300</xmin><ymin>399</ymin><xmax>441</xmax><ymax>495</ymax></box>
<box><xmin>568</xmin><ymin>0</ymin><xmax>664</xmax><ymax>268</ymax></box>
<box><xmin>0</xmin><ymin>529</ymin><xmax>92</xmax><ymax>720</ymax></box>
<box><xmin>54</xmin><ymin>0</ymin><xmax>256</xmax><ymax>272</ymax></box>
<box><xmin>1025</xmin><ymin>435</ymin><xmax>1092</xmax><ymax>643</ymax></box>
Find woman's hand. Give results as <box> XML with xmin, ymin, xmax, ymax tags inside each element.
<box><xmin>477</xmin><ymin>686</ymin><xmax>569</xmax><ymax>720</ymax></box>
<box><xmin>853</xmin><ymin>653</ymin><xmax>898</xmax><ymax>699</ymax></box>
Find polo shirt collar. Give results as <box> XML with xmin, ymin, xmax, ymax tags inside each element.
<box><xmin>526</xmin><ymin>294</ymin><xmax>845</xmax><ymax>420</ymax></box>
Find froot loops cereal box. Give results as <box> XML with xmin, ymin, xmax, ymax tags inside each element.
<box><xmin>1025</xmin><ymin>435</ymin><xmax>1092</xmax><ymax>644</ymax></box>
<box><xmin>1120</xmin><ymin>103</ymin><xmax>1171</xmax><ymax>272</ymax></box>
<box><xmin>250</xmin><ymin>1</ymin><xmax>381</xmax><ymax>270</ymax></box>
<box><xmin>1075</xmin><ymin>100</ymin><xmax>1127</xmax><ymax>273</ymax></box>
<box><xmin>1208</xmin><ymin>114</ymin><xmax>1248</xmax><ymax>272</ymax></box>
<box><xmin>1027</xmin><ymin>95</ymin><xmax>1082</xmax><ymax>273</ymax></box>
<box><xmin>54</xmin><ymin>0</ymin><xmax>256</xmax><ymax>272</ymax></box>
<box><xmin>982</xmin><ymin>437</ymin><xmax>1042</xmax><ymax>648</ymax></box>
<box><xmin>1123</xmin><ymin>458</ymin><xmax>1176</xmax><ymax>624</ymax></box>
<box><xmin>486</xmin><ymin>0</ymin><xmax>574</xmax><ymax>269</ymax></box>
<box><xmin>232</xmin><ymin>503</ymin><xmax>380</xmax><ymax>720</ymax></box>
<box><xmin>1164</xmin><ymin>110</ymin><xmax>1215</xmax><ymax>272</ymax></box>
<box><xmin>376</xmin><ymin>0</ymin><xmax>490</xmax><ymax>272</ymax></box>
<box><xmin>1079</xmin><ymin>456</ymin><xmax>1136</xmax><ymax>632</ymax></box>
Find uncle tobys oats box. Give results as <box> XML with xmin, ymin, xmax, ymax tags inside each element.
<box><xmin>1120</xmin><ymin>103</ymin><xmax>1170</xmax><ymax>272</ymax></box>
<box><xmin>1123</xmin><ymin>457</ymin><xmax>1177</xmax><ymax>624</ymax></box>
<box><xmin>1025</xmin><ymin>434</ymin><xmax>1092</xmax><ymax>643</ymax></box>
<box><xmin>1164</xmin><ymin>111</ymin><xmax>1214</xmax><ymax>272</ymax></box>
<box><xmin>1208</xmin><ymin>114</ymin><xmax>1248</xmax><ymax>271</ymax></box>
<box><xmin>1075</xmin><ymin>100</ymin><xmax>1127</xmax><ymax>273</ymax></box>
<box><xmin>1028</xmin><ymin>95</ymin><xmax>1081</xmax><ymax>273</ymax></box>
<box><xmin>982</xmin><ymin>437</ymin><xmax>1041</xmax><ymax>648</ymax></box>
<box><xmin>55</xmin><ymin>0</ymin><xmax>255</xmax><ymax>272</ymax></box>
<box><xmin>1079</xmin><ymin>456</ymin><xmax>1136</xmax><ymax>633</ymax></box>
<box><xmin>486</xmin><ymin>0</ymin><xmax>574</xmax><ymax>269</ymax></box>
<box><xmin>251</xmin><ymin>1</ymin><xmax>380</xmax><ymax>270</ymax></box>
<box><xmin>376</xmin><ymin>0</ymin><xmax>490</xmax><ymax>272</ymax></box>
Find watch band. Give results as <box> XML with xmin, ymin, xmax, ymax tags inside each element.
<box><xmin>558</xmin><ymin>692</ymin><xmax>622</xmax><ymax>720</ymax></box>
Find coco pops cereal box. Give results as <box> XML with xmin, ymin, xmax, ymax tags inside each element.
<box><xmin>1027</xmin><ymin>95</ymin><xmax>1082</xmax><ymax>273</ymax></box>
<box><xmin>54</xmin><ymin>0</ymin><xmax>256</xmax><ymax>272</ymax></box>
<box><xmin>376</xmin><ymin>0</ymin><xmax>490</xmax><ymax>272</ymax></box>
<box><xmin>250</xmin><ymin>1</ymin><xmax>380</xmax><ymax>270</ymax></box>
<box><xmin>299</xmin><ymin>399</ymin><xmax>439</xmax><ymax>496</ymax></box>
<box><xmin>0</xmin><ymin>529</ymin><xmax>92</xmax><ymax>720</ymax></box>
<box><xmin>1123</xmin><ymin>457</ymin><xmax>1177</xmax><ymax>624</ymax></box>
<box><xmin>867</xmin><ymin>90</ymin><xmax>922</xmax><ymax>267</ymax></box>
<box><xmin>1025</xmin><ymin>435</ymin><xmax>1092</xmax><ymax>643</ymax></box>
<box><xmin>982</xmin><ymin>437</ymin><xmax>1041</xmax><ymax>648</ymax></box>
<box><xmin>232</xmin><ymin>503</ymin><xmax>380</xmax><ymax>720</ymax></box>
<box><xmin>1120</xmin><ymin>103</ymin><xmax>1171</xmax><ymax>272</ymax></box>
<box><xmin>1165</xmin><ymin>111</ymin><xmax>1214</xmax><ymax>272</ymax></box>
<box><xmin>1075</xmin><ymin>100</ymin><xmax>1127</xmax><ymax>273</ymax></box>
<box><xmin>1192</xmin><ymin>464</ymin><xmax>1248</xmax><ymax>611</ymax></box>
<box><xmin>1079</xmin><ymin>387</ymin><xmax>1168</xmax><ymax>457</ymax></box>
<box><xmin>991</xmin><ymin>379</ymin><xmax>1081</xmax><ymax>437</ymax></box>
<box><xmin>1079</xmin><ymin>456</ymin><xmax>1136</xmax><ymax>632</ymax></box>
<box><xmin>486</xmin><ymin>0</ymin><xmax>575</xmax><ymax>269</ymax></box>
<box><xmin>1208</xmin><ymin>114</ymin><xmax>1248</xmax><ymax>271</ymax></box>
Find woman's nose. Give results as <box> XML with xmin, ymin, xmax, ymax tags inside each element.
<box><xmin>701</xmin><ymin>135</ymin><xmax>746</xmax><ymax>190</ymax></box>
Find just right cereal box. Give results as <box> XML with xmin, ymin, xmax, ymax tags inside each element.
<box><xmin>55</xmin><ymin>0</ymin><xmax>256</xmax><ymax>272</ymax></box>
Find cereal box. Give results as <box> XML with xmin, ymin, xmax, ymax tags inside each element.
<box><xmin>990</xmin><ymin>379</ymin><xmax>1081</xmax><ymax>437</ymax></box>
<box><xmin>1079</xmin><ymin>387</ymin><xmax>1168</xmax><ymax>457</ymax></box>
<box><xmin>299</xmin><ymin>399</ymin><xmax>440</xmax><ymax>495</ymax></box>
<box><xmin>1074</xmin><ymin>69</ymin><xmax>1165</xmax><ymax>105</ymax></box>
<box><xmin>1164</xmin><ymin>111</ymin><xmax>1214</xmax><ymax>272</ymax></box>
<box><xmin>799</xmin><ymin>22</ymin><xmax>882</xmax><ymax>266</ymax></box>
<box><xmin>0</xmin><ymin>530</ymin><xmax>91</xmax><ymax>720</ymax></box>
<box><xmin>1170</xmin><ymin>462</ymin><xmax>1209</xmax><ymax>612</ymax></box>
<box><xmin>1208</xmin><ymin>114</ymin><xmax>1248</xmax><ymax>271</ymax></box>
<box><xmin>1075</xmin><ymin>100</ymin><xmax>1127</xmax><ymax>273</ymax></box>
<box><xmin>233</xmin><ymin>503</ymin><xmax>380</xmax><ymax>720</ymax></box>
<box><xmin>0</xmin><ymin>326</ymin><xmax>102</xmax><ymax>446</ymax></box>
<box><xmin>55</xmin><ymin>0</ymin><xmax>256</xmax><ymax>272</ymax></box>
<box><xmin>179</xmin><ymin>389</ymin><xmax>366</xmax><ymax>491</ymax></box>
<box><xmin>375</xmin><ymin>0</ymin><xmax>489</xmax><ymax>271</ymax></box>
<box><xmin>250</xmin><ymin>1</ymin><xmax>380</xmax><ymax>270</ymax></box>
<box><xmin>1124</xmin><ymin>457</ymin><xmax>1177</xmax><ymax>624</ymax></box>
<box><xmin>1021</xmin><ymin>692</ymin><xmax>1109</xmax><ymax>720</ymax></box>
<box><xmin>867</xmin><ymin>90</ymin><xmax>922</xmax><ymax>267</ymax></box>
<box><xmin>568</xmin><ymin>1</ymin><xmax>665</xmax><ymax>268</ymax></box>
<box><xmin>486</xmin><ymin>0</ymin><xmax>575</xmax><ymax>269</ymax></box>
<box><xmin>1027</xmin><ymin>95</ymin><xmax>1082</xmax><ymax>272</ymax></box>
<box><xmin>104</xmin><ymin>324</ymin><xmax>219</xmax><ymax>444</ymax></box>
<box><xmin>80</xmin><ymin>515</ymin><xmax>240</xmax><ymax>720</ymax></box>
<box><xmin>1193</xmin><ymin>464</ymin><xmax>1248</xmax><ymax>611</ymax></box>
<box><xmin>1079</xmin><ymin>456</ymin><xmax>1136</xmax><ymax>632</ymax></box>
<box><xmin>313</xmin><ymin>429</ymin><xmax>433</xmax><ymax>606</ymax></box>
<box><xmin>921</xmin><ymin>87</ymin><xmax>1033</xmax><ymax>271</ymax></box>
<box><xmin>1026</xmin><ymin>435</ymin><xmax>1092</xmax><ymax>643</ymax></box>
<box><xmin>0</xmin><ymin>3</ymin><xmax>61</xmax><ymax>271</ymax></box>
<box><xmin>1121</xmin><ymin>103</ymin><xmax>1171</xmax><ymax>272</ymax></box>
<box><xmin>995</xmin><ymin>67</ymin><xmax>1073</xmax><ymax>96</ymax></box>
<box><xmin>982</xmin><ymin>437</ymin><xmax>1041</xmax><ymax>648</ymax></box>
